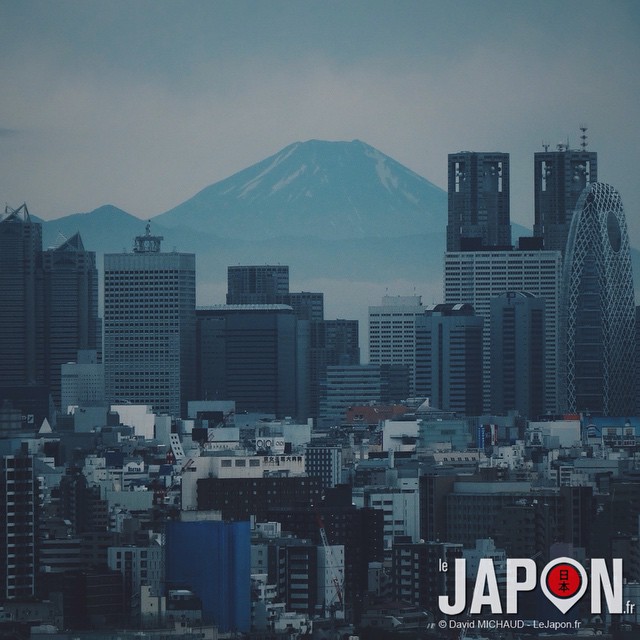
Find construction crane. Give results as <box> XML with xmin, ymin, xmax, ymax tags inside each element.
<box><xmin>316</xmin><ymin>514</ymin><xmax>345</xmax><ymax>618</ymax></box>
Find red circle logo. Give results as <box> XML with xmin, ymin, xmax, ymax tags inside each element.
<box><xmin>545</xmin><ymin>562</ymin><xmax>583</xmax><ymax>599</ymax></box>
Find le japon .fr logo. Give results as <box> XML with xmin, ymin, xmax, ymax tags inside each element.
<box><xmin>438</xmin><ymin>556</ymin><xmax>629</xmax><ymax>615</ymax></box>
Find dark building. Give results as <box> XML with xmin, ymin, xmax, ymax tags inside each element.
<box><xmin>533</xmin><ymin>142</ymin><xmax>597</xmax><ymax>253</ymax></box>
<box><xmin>490</xmin><ymin>291</ymin><xmax>545</xmax><ymax>418</ymax></box>
<box><xmin>0</xmin><ymin>452</ymin><xmax>39</xmax><ymax>600</ymax></box>
<box><xmin>254</xmin><ymin>537</ymin><xmax>320</xmax><ymax>616</ymax></box>
<box><xmin>0</xmin><ymin>205</ymin><xmax>45</xmax><ymax>389</ymax></box>
<box><xmin>56</xmin><ymin>466</ymin><xmax>109</xmax><ymax>535</ymax></box>
<box><xmin>267</xmin><ymin>486</ymin><xmax>384</xmax><ymax>620</ymax></box>
<box><xmin>446</xmin><ymin>152</ymin><xmax>511</xmax><ymax>251</ymax></box>
<box><xmin>43</xmin><ymin>233</ymin><xmax>101</xmax><ymax>409</ymax></box>
<box><xmin>38</xmin><ymin>569</ymin><xmax>124</xmax><ymax>630</ymax></box>
<box><xmin>391</xmin><ymin>540</ymin><xmax>462</xmax><ymax>614</ymax></box>
<box><xmin>227</xmin><ymin>265</ymin><xmax>289</xmax><ymax>304</ymax></box>
<box><xmin>196</xmin><ymin>305</ymin><xmax>304</xmax><ymax>418</ymax></box>
<box><xmin>165</xmin><ymin>520</ymin><xmax>251</xmax><ymax>633</ymax></box>
<box><xmin>415</xmin><ymin>303</ymin><xmax>483</xmax><ymax>415</ymax></box>
<box><xmin>196</xmin><ymin>475</ymin><xmax>323</xmax><ymax>521</ymax></box>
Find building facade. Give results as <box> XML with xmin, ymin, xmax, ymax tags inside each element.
<box><xmin>104</xmin><ymin>226</ymin><xmax>196</xmax><ymax>418</ymax></box>
<box><xmin>43</xmin><ymin>233</ymin><xmax>101</xmax><ymax>408</ymax></box>
<box><xmin>444</xmin><ymin>250</ymin><xmax>561</xmax><ymax>413</ymax></box>
<box><xmin>196</xmin><ymin>305</ymin><xmax>303</xmax><ymax>418</ymax></box>
<box><xmin>561</xmin><ymin>182</ymin><xmax>636</xmax><ymax>415</ymax></box>
<box><xmin>368</xmin><ymin>295</ymin><xmax>424</xmax><ymax>396</ymax></box>
<box><xmin>0</xmin><ymin>205</ymin><xmax>45</xmax><ymax>390</ymax></box>
<box><xmin>490</xmin><ymin>291</ymin><xmax>545</xmax><ymax>418</ymax></box>
<box><xmin>415</xmin><ymin>303</ymin><xmax>483</xmax><ymax>415</ymax></box>
<box><xmin>446</xmin><ymin>151</ymin><xmax>511</xmax><ymax>251</ymax></box>
<box><xmin>533</xmin><ymin>145</ymin><xmax>597</xmax><ymax>254</ymax></box>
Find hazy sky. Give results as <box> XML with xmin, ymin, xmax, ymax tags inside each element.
<box><xmin>1</xmin><ymin>0</ymin><xmax>639</xmax><ymax>245</ymax></box>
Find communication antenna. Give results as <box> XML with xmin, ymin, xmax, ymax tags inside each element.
<box><xmin>579</xmin><ymin>124</ymin><xmax>588</xmax><ymax>150</ymax></box>
<box><xmin>542</xmin><ymin>141</ymin><xmax>550</xmax><ymax>152</ymax></box>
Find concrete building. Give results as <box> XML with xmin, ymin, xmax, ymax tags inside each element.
<box><xmin>368</xmin><ymin>295</ymin><xmax>424</xmax><ymax>395</ymax></box>
<box><xmin>415</xmin><ymin>303</ymin><xmax>483</xmax><ymax>415</ymax></box>
<box><xmin>446</xmin><ymin>151</ymin><xmax>511</xmax><ymax>251</ymax></box>
<box><xmin>490</xmin><ymin>291</ymin><xmax>545</xmax><ymax>418</ymax></box>
<box><xmin>444</xmin><ymin>249</ymin><xmax>561</xmax><ymax>413</ymax></box>
<box><xmin>104</xmin><ymin>225</ymin><xmax>196</xmax><ymax>418</ymax></box>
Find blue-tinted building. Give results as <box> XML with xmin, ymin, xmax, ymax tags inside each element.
<box><xmin>165</xmin><ymin>520</ymin><xmax>250</xmax><ymax>633</ymax></box>
<box><xmin>561</xmin><ymin>182</ymin><xmax>636</xmax><ymax>416</ymax></box>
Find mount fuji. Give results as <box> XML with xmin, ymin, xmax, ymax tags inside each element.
<box><xmin>152</xmin><ymin>139</ymin><xmax>446</xmax><ymax>240</ymax></box>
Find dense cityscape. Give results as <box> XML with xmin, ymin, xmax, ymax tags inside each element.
<box><xmin>0</xmin><ymin>135</ymin><xmax>638</xmax><ymax>640</ymax></box>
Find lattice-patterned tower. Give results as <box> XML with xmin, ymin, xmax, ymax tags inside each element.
<box><xmin>561</xmin><ymin>183</ymin><xmax>636</xmax><ymax>416</ymax></box>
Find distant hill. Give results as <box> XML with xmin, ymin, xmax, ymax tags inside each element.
<box><xmin>152</xmin><ymin>139</ymin><xmax>447</xmax><ymax>240</ymax></box>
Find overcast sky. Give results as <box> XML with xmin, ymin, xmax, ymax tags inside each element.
<box><xmin>1</xmin><ymin>0</ymin><xmax>639</xmax><ymax>245</ymax></box>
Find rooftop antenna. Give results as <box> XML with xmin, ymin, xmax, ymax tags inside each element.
<box><xmin>579</xmin><ymin>124</ymin><xmax>588</xmax><ymax>150</ymax></box>
<box><xmin>542</xmin><ymin>141</ymin><xmax>550</xmax><ymax>152</ymax></box>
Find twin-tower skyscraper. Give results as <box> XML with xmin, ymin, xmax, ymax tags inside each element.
<box><xmin>444</xmin><ymin>137</ymin><xmax>636</xmax><ymax>416</ymax></box>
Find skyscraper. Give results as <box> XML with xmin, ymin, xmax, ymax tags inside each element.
<box><xmin>446</xmin><ymin>152</ymin><xmax>511</xmax><ymax>251</ymax></box>
<box><xmin>444</xmin><ymin>250</ymin><xmax>561</xmax><ymax>413</ymax></box>
<box><xmin>533</xmin><ymin>142</ymin><xmax>597</xmax><ymax>254</ymax></box>
<box><xmin>561</xmin><ymin>182</ymin><xmax>636</xmax><ymax>416</ymax></box>
<box><xmin>104</xmin><ymin>226</ymin><xmax>196</xmax><ymax>417</ymax></box>
<box><xmin>43</xmin><ymin>233</ymin><xmax>101</xmax><ymax>408</ymax></box>
<box><xmin>196</xmin><ymin>305</ymin><xmax>301</xmax><ymax>417</ymax></box>
<box><xmin>415</xmin><ymin>303</ymin><xmax>483</xmax><ymax>415</ymax></box>
<box><xmin>368</xmin><ymin>295</ymin><xmax>424</xmax><ymax>396</ymax></box>
<box><xmin>0</xmin><ymin>204</ymin><xmax>45</xmax><ymax>388</ymax></box>
<box><xmin>490</xmin><ymin>291</ymin><xmax>545</xmax><ymax>418</ymax></box>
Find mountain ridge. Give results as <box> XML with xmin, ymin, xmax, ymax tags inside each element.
<box><xmin>151</xmin><ymin>139</ymin><xmax>447</xmax><ymax>240</ymax></box>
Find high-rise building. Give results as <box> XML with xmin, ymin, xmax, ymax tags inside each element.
<box><xmin>0</xmin><ymin>205</ymin><xmax>45</xmax><ymax>389</ymax></box>
<box><xmin>444</xmin><ymin>250</ymin><xmax>561</xmax><ymax>413</ymax></box>
<box><xmin>309</xmin><ymin>319</ymin><xmax>360</xmax><ymax>420</ymax></box>
<box><xmin>561</xmin><ymin>182</ymin><xmax>636</xmax><ymax>415</ymax></box>
<box><xmin>368</xmin><ymin>295</ymin><xmax>424</xmax><ymax>396</ymax></box>
<box><xmin>415</xmin><ymin>303</ymin><xmax>483</xmax><ymax>415</ymax></box>
<box><xmin>196</xmin><ymin>305</ymin><xmax>303</xmax><ymax>418</ymax></box>
<box><xmin>446</xmin><ymin>152</ymin><xmax>511</xmax><ymax>251</ymax></box>
<box><xmin>43</xmin><ymin>233</ymin><xmax>101</xmax><ymax>408</ymax></box>
<box><xmin>227</xmin><ymin>265</ymin><xmax>289</xmax><ymax>304</ymax></box>
<box><xmin>0</xmin><ymin>452</ymin><xmax>38</xmax><ymax>600</ymax></box>
<box><xmin>490</xmin><ymin>291</ymin><xmax>545</xmax><ymax>418</ymax></box>
<box><xmin>104</xmin><ymin>226</ymin><xmax>196</xmax><ymax>417</ymax></box>
<box><xmin>533</xmin><ymin>142</ymin><xmax>597</xmax><ymax>254</ymax></box>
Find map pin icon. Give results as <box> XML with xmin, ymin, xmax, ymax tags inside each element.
<box><xmin>540</xmin><ymin>557</ymin><xmax>588</xmax><ymax>614</ymax></box>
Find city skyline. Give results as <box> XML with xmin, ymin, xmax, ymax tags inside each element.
<box><xmin>1</xmin><ymin>1</ymin><xmax>639</xmax><ymax>251</ymax></box>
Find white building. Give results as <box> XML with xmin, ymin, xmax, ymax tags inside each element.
<box><xmin>368</xmin><ymin>295</ymin><xmax>424</xmax><ymax>395</ymax></box>
<box><xmin>444</xmin><ymin>250</ymin><xmax>561</xmax><ymax>413</ymax></box>
<box><xmin>104</xmin><ymin>226</ymin><xmax>196</xmax><ymax>418</ymax></box>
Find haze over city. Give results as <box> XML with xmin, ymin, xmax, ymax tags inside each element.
<box><xmin>1</xmin><ymin>0</ymin><xmax>639</xmax><ymax>249</ymax></box>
